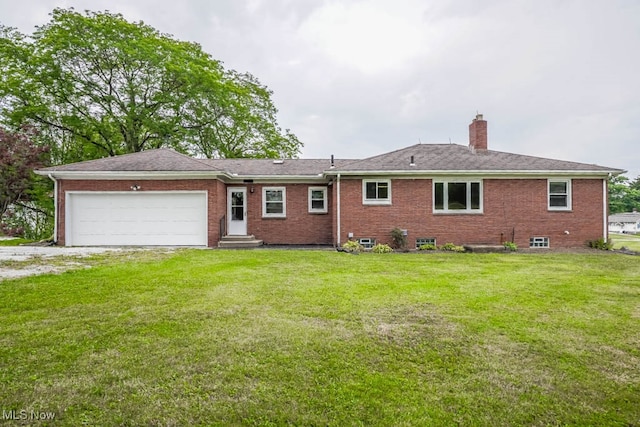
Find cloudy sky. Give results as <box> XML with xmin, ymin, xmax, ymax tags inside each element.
<box><xmin>2</xmin><ymin>0</ymin><xmax>639</xmax><ymax>178</ymax></box>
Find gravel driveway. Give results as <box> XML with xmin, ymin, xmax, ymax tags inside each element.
<box><xmin>0</xmin><ymin>244</ymin><xmax>127</xmax><ymax>280</ymax></box>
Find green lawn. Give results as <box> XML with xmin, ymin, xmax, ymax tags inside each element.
<box><xmin>0</xmin><ymin>237</ymin><xmax>34</xmax><ymax>246</ymax></box>
<box><xmin>611</xmin><ymin>232</ymin><xmax>640</xmax><ymax>251</ymax></box>
<box><xmin>1</xmin><ymin>250</ymin><xmax>639</xmax><ymax>426</ymax></box>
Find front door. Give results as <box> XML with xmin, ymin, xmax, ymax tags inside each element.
<box><xmin>227</xmin><ymin>187</ymin><xmax>247</xmax><ymax>235</ymax></box>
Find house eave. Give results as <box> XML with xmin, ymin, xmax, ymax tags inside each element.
<box><xmin>34</xmin><ymin>171</ymin><xmax>221</xmax><ymax>180</ymax></box>
<box><xmin>220</xmin><ymin>174</ymin><xmax>328</xmax><ymax>184</ymax></box>
<box><xmin>35</xmin><ymin>170</ymin><xmax>331</xmax><ymax>183</ymax></box>
<box><xmin>324</xmin><ymin>169</ymin><xmax>623</xmax><ymax>178</ymax></box>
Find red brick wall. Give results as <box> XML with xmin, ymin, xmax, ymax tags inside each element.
<box><xmin>56</xmin><ymin>179</ymin><xmax>333</xmax><ymax>247</ymax></box>
<box><xmin>56</xmin><ymin>177</ymin><xmax>606</xmax><ymax>249</ymax></box>
<box><xmin>240</xmin><ymin>183</ymin><xmax>333</xmax><ymax>245</ymax></box>
<box><xmin>335</xmin><ymin>177</ymin><xmax>606</xmax><ymax>249</ymax></box>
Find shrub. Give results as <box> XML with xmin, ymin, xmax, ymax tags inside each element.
<box><xmin>587</xmin><ymin>238</ymin><xmax>613</xmax><ymax>251</ymax></box>
<box><xmin>439</xmin><ymin>242</ymin><xmax>465</xmax><ymax>252</ymax></box>
<box><xmin>503</xmin><ymin>241</ymin><xmax>518</xmax><ymax>251</ymax></box>
<box><xmin>419</xmin><ymin>243</ymin><xmax>437</xmax><ymax>251</ymax></box>
<box><xmin>371</xmin><ymin>243</ymin><xmax>393</xmax><ymax>253</ymax></box>
<box><xmin>390</xmin><ymin>227</ymin><xmax>407</xmax><ymax>249</ymax></box>
<box><xmin>342</xmin><ymin>240</ymin><xmax>364</xmax><ymax>253</ymax></box>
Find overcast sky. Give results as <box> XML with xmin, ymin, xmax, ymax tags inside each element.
<box><xmin>2</xmin><ymin>0</ymin><xmax>639</xmax><ymax>178</ymax></box>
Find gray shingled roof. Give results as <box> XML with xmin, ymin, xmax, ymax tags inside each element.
<box><xmin>37</xmin><ymin>144</ymin><xmax>623</xmax><ymax>177</ymax></box>
<box><xmin>38</xmin><ymin>149</ymin><xmax>213</xmax><ymax>172</ymax></box>
<box><xmin>609</xmin><ymin>212</ymin><xmax>640</xmax><ymax>223</ymax></box>
<box><xmin>37</xmin><ymin>149</ymin><xmax>351</xmax><ymax>176</ymax></box>
<box><xmin>332</xmin><ymin>144</ymin><xmax>622</xmax><ymax>173</ymax></box>
<box><xmin>200</xmin><ymin>158</ymin><xmax>349</xmax><ymax>176</ymax></box>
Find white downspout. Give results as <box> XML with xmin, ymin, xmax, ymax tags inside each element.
<box><xmin>603</xmin><ymin>177</ymin><xmax>608</xmax><ymax>241</ymax></box>
<box><xmin>337</xmin><ymin>173</ymin><xmax>341</xmax><ymax>246</ymax></box>
<box><xmin>47</xmin><ymin>174</ymin><xmax>58</xmax><ymax>244</ymax></box>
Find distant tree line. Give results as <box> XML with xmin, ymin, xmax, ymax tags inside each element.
<box><xmin>609</xmin><ymin>175</ymin><xmax>640</xmax><ymax>214</ymax></box>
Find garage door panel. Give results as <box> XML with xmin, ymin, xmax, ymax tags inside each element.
<box><xmin>67</xmin><ymin>192</ymin><xmax>207</xmax><ymax>246</ymax></box>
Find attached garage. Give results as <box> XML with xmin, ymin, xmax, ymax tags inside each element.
<box><xmin>65</xmin><ymin>191</ymin><xmax>208</xmax><ymax>246</ymax></box>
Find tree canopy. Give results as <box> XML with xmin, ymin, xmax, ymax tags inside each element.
<box><xmin>609</xmin><ymin>175</ymin><xmax>640</xmax><ymax>214</ymax></box>
<box><xmin>0</xmin><ymin>8</ymin><xmax>302</xmax><ymax>164</ymax></box>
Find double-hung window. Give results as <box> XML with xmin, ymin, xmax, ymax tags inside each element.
<box><xmin>548</xmin><ymin>179</ymin><xmax>571</xmax><ymax>211</ymax></box>
<box><xmin>263</xmin><ymin>187</ymin><xmax>286</xmax><ymax>218</ymax></box>
<box><xmin>308</xmin><ymin>187</ymin><xmax>328</xmax><ymax>213</ymax></box>
<box><xmin>363</xmin><ymin>179</ymin><xmax>391</xmax><ymax>205</ymax></box>
<box><xmin>433</xmin><ymin>180</ymin><xmax>482</xmax><ymax>213</ymax></box>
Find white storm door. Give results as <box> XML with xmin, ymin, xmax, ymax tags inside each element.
<box><xmin>227</xmin><ymin>187</ymin><xmax>247</xmax><ymax>235</ymax></box>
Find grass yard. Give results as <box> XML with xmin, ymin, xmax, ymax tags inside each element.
<box><xmin>0</xmin><ymin>237</ymin><xmax>34</xmax><ymax>246</ymax></box>
<box><xmin>611</xmin><ymin>232</ymin><xmax>640</xmax><ymax>252</ymax></box>
<box><xmin>1</xmin><ymin>250</ymin><xmax>639</xmax><ymax>426</ymax></box>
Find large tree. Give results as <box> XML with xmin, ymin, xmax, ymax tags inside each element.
<box><xmin>0</xmin><ymin>8</ymin><xmax>301</xmax><ymax>164</ymax></box>
<box><xmin>609</xmin><ymin>175</ymin><xmax>640</xmax><ymax>214</ymax></box>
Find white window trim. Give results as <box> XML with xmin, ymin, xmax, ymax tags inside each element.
<box><xmin>308</xmin><ymin>187</ymin><xmax>328</xmax><ymax>213</ymax></box>
<box><xmin>262</xmin><ymin>187</ymin><xmax>286</xmax><ymax>218</ymax></box>
<box><xmin>362</xmin><ymin>179</ymin><xmax>392</xmax><ymax>205</ymax></box>
<box><xmin>433</xmin><ymin>180</ymin><xmax>483</xmax><ymax>214</ymax></box>
<box><xmin>548</xmin><ymin>179</ymin><xmax>572</xmax><ymax>211</ymax></box>
<box><xmin>530</xmin><ymin>236</ymin><xmax>550</xmax><ymax>248</ymax></box>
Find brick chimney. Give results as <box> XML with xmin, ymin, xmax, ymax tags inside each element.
<box><xmin>469</xmin><ymin>113</ymin><xmax>487</xmax><ymax>151</ymax></box>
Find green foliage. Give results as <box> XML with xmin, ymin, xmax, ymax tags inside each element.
<box><xmin>439</xmin><ymin>242</ymin><xmax>466</xmax><ymax>252</ymax></box>
<box><xmin>0</xmin><ymin>127</ymin><xmax>49</xmax><ymax>217</ymax></box>
<box><xmin>587</xmin><ymin>238</ymin><xmax>613</xmax><ymax>251</ymax></box>
<box><xmin>0</xmin><ymin>8</ymin><xmax>302</xmax><ymax>164</ymax></box>
<box><xmin>608</xmin><ymin>175</ymin><xmax>640</xmax><ymax>213</ymax></box>
<box><xmin>1</xmin><ymin>201</ymin><xmax>53</xmax><ymax>240</ymax></box>
<box><xmin>503</xmin><ymin>241</ymin><xmax>518</xmax><ymax>251</ymax></box>
<box><xmin>390</xmin><ymin>227</ymin><xmax>407</xmax><ymax>249</ymax></box>
<box><xmin>341</xmin><ymin>240</ymin><xmax>364</xmax><ymax>253</ymax></box>
<box><xmin>371</xmin><ymin>243</ymin><xmax>393</xmax><ymax>253</ymax></box>
<box><xmin>418</xmin><ymin>243</ymin><xmax>437</xmax><ymax>251</ymax></box>
<box><xmin>0</xmin><ymin>127</ymin><xmax>53</xmax><ymax>239</ymax></box>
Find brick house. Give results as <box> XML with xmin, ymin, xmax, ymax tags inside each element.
<box><xmin>36</xmin><ymin>115</ymin><xmax>624</xmax><ymax>249</ymax></box>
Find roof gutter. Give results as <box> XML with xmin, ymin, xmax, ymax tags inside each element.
<box><xmin>34</xmin><ymin>170</ymin><xmax>221</xmax><ymax>180</ymax></box>
<box><xmin>323</xmin><ymin>169</ymin><xmax>625</xmax><ymax>178</ymax></box>
<box><xmin>34</xmin><ymin>170</ymin><xmax>329</xmax><ymax>183</ymax></box>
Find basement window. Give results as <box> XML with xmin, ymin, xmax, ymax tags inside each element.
<box><xmin>434</xmin><ymin>181</ymin><xmax>482</xmax><ymax>213</ymax></box>
<box><xmin>529</xmin><ymin>237</ymin><xmax>550</xmax><ymax>248</ymax></box>
<box><xmin>548</xmin><ymin>179</ymin><xmax>571</xmax><ymax>211</ymax></box>
<box><xmin>358</xmin><ymin>238</ymin><xmax>376</xmax><ymax>249</ymax></box>
<box><xmin>363</xmin><ymin>180</ymin><xmax>391</xmax><ymax>205</ymax></box>
<box><xmin>416</xmin><ymin>237</ymin><xmax>436</xmax><ymax>249</ymax></box>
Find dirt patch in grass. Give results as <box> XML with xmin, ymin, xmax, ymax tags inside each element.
<box><xmin>362</xmin><ymin>303</ymin><xmax>460</xmax><ymax>348</ymax></box>
<box><xmin>0</xmin><ymin>247</ymin><xmax>178</xmax><ymax>281</ymax></box>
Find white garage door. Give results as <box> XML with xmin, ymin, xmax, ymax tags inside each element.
<box><xmin>66</xmin><ymin>192</ymin><xmax>207</xmax><ymax>246</ymax></box>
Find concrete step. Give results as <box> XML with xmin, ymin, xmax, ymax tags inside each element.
<box><xmin>218</xmin><ymin>235</ymin><xmax>263</xmax><ymax>248</ymax></box>
<box><xmin>220</xmin><ymin>234</ymin><xmax>258</xmax><ymax>241</ymax></box>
